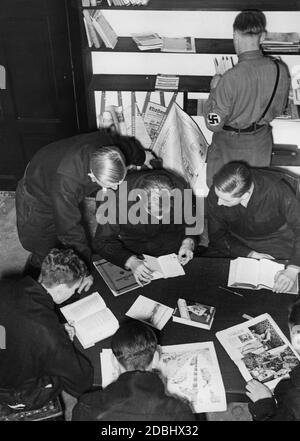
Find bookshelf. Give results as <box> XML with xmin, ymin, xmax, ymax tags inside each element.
<box><xmin>73</xmin><ymin>0</ymin><xmax>300</xmax><ymax>165</ymax></box>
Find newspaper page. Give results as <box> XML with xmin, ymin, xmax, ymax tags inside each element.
<box><xmin>123</xmin><ymin>104</ymin><xmax>152</xmax><ymax>149</ymax></box>
<box><xmin>143</xmin><ymin>101</ymin><xmax>167</xmax><ymax>140</ymax></box>
<box><xmin>100</xmin><ymin>341</ymin><xmax>226</xmax><ymax>413</ymax></box>
<box><xmin>216</xmin><ymin>313</ymin><xmax>300</xmax><ymax>391</ymax></box>
<box><xmin>152</xmin><ymin>103</ymin><xmax>208</xmax><ymax>196</ymax></box>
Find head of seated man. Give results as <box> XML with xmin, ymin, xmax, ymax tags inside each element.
<box><xmin>38</xmin><ymin>248</ymin><xmax>88</xmax><ymax>304</ymax></box>
<box><xmin>213</xmin><ymin>161</ymin><xmax>254</xmax><ymax>208</ymax></box>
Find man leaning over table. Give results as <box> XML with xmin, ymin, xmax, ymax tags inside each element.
<box><xmin>206</xmin><ymin>162</ymin><xmax>300</xmax><ymax>294</ymax></box>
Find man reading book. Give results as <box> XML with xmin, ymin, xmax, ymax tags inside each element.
<box><xmin>72</xmin><ymin>321</ymin><xmax>195</xmax><ymax>421</ymax></box>
<box><xmin>206</xmin><ymin>162</ymin><xmax>300</xmax><ymax>293</ymax></box>
<box><xmin>246</xmin><ymin>300</ymin><xmax>300</xmax><ymax>421</ymax></box>
<box><xmin>0</xmin><ymin>248</ymin><xmax>93</xmax><ymax>417</ymax></box>
<box><xmin>93</xmin><ymin>169</ymin><xmax>196</xmax><ymax>285</ymax></box>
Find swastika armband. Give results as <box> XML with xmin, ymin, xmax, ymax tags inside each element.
<box><xmin>207</xmin><ymin>112</ymin><xmax>221</xmax><ymax>126</ymax></box>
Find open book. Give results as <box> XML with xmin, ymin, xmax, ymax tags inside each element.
<box><xmin>216</xmin><ymin>313</ymin><xmax>300</xmax><ymax>390</ymax></box>
<box><xmin>93</xmin><ymin>259</ymin><xmax>142</xmax><ymax>296</ymax></box>
<box><xmin>143</xmin><ymin>253</ymin><xmax>185</xmax><ymax>279</ymax></box>
<box><xmin>126</xmin><ymin>295</ymin><xmax>174</xmax><ymax>330</ymax></box>
<box><xmin>228</xmin><ymin>257</ymin><xmax>299</xmax><ymax>294</ymax></box>
<box><xmin>60</xmin><ymin>292</ymin><xmax>119</xmax><ymax>349</ymax></box>
<box><xmin>173</xmin><ymin>298</ymin><xmax>216</xmax><ymax>330</ymax></box>
<box><xmin>100</xmin><ymin>341</ymin><xmax>226</xmax><ymax>413</ymax></box>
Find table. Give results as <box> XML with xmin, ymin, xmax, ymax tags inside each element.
<box><xmin>81</xmin><ymin>257</ymin><xmax>297</xmax><ymax>402</ymax></box>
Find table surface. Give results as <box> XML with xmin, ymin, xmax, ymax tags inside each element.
<box><xmin>79</xmin><ymin>257</ymin><xmax>297</xmax><ymax>401</ymax></box>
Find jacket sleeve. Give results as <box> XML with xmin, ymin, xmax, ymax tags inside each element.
<box><xmin>45</xmin><ymin>327</ymin><xmax>94</xmax><ymax>397</ymax></box>
<box><xmin>115</xmin><ymin>135</ymin><xmax>146</xmax><ymax>166</ymax></box>
<box><xmin>207</xmin><ymin>193</ymin><xmax>252</xmax><ymax>257</ymax></box>
<box><xmin>51</xmin><ymin>175</ymin><xmax>92</xmax><ymax>267</ymax></box>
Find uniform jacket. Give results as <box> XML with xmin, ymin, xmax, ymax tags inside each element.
<box><xmin>0</xmin><ymin>277</ymin><xmax>93</xmax><ymax>397</ymax></box>
<box><xmin>24</xmin><ymin>130</ymin><xmax>146</xmax><ymax>264</ymax></box>
<box><xmin>72</xmin><ymin>370</ymin><xmax>195</xmax><ymax>421</ymax></box>
<box><xmin>207</xmin><ymin>169</ymin><xmax>300</xmax><ymax>266</ymax></box>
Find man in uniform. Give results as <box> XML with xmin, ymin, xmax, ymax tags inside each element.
<box><xmin>204</xmin><ymin>10</ymin><xmax>290</xmax><ymax>186</ymax></box>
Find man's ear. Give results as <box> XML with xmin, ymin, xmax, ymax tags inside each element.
<box><xmin>259</xmin><ymin>31</ymin><xmax>266</xmax><ymax>44</ymax></box>
<box><xmin>148</xmin><ymin>350</ymin><xmax>160</xmax><ymax>371</ymax></box>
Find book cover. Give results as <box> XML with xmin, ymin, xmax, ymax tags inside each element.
<box><xmin>93</xmin><ymin>259</ymin><xmax>142</xmax><ymax>296</ymax></box>
<box><xmin>216</xmin><ymin>313</ymin><xmax>300</xmax><ymax>391</ymax></box>
<box><xmin>125</xmin><ymin>295</ymin><xmax>174</xmax><ymax>330</ymax></box>
<box><xmin>173</xmin><ymin>298</ymin><xmax>216</xmax><ymax>330</ymax></box>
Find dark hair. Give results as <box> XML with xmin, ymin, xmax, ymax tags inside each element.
<box><xmin>111</xmin><ymin>321</ymin><xmax>157</xmax><ymax>371</ymax></box>
<box><xmin>40</xmin><ymin>248</ymin><xmax>88</xmax><ymax>288</ymax></box>
<box><xmin>289</xmin><ymin>300</ymin><xmax>300</xmax><ymax>328</ymax></box>
<box><xmin>213</xmin><ymin>162</ymin><xmax>253</xmax><ymax>197</ymax></box>
<box><xmin>233</xmin><ymin>10</ymin><xmax>266</xmax><ymax>35</ymax></box>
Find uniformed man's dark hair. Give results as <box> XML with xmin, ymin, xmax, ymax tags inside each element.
<box><xmin>40</xmin><ymin>248</ymin><xmax>88</xmax><ymax>288</ymax></box>
<box><xmin>213</xmin><ymin>162</ymin><xmax>253</xmax><ymax>197</ymax></box>
<box><xmin>233</xmin><ymin>10</ymin><xmax>266</xmax><ymax>35</ymax></box>
<box><xmin>111</xmin><ymin>321</ymin><xmax>157</xmax><ymax>371</ymax></box>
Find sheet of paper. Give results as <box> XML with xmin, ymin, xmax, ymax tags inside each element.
<box><xmin>125</xmin><ymin>295</ymin><xmax>174</xmax><ymax>330</ymax></box>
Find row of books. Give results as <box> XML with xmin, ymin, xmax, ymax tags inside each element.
<box><xmin>82</xmin><ymin>0</ymin><xmax>150</xmax><ymax>5</ymax></box>
<box><xmin>262</xmin><ymin>32</ymin><xmax>300</xmax><ymax>53</ymax></box>
<box><xmin>83</xmin><ymin>9</ymin><xmax>118</xmax><ymax>48</ymax></box>
<box><xmin>132</xmin><ymin>33</ymin><xmax>196</xmax><ymax>53</ymax></box>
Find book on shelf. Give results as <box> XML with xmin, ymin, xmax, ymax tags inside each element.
<box><xmin>262</xmin><ymin>32</ymin><xmax>300</xmax><ymax>52</ymax></box>
<box><xmin>172</xmin><ymin>298</ymin><xmax>216</xmax><ymax>330</ymax></box>
<box><xmin>216</xmin><ymin>313</ymin><xmax>300</xmax><ymax>391</ymax></box>
<box><xmin>131</xmin><ymin>32</ymin><xmax>162</xmax><ymax>51</ymax></box>
<box><xmin>161</xmin><ymin>36</ymin><xmax>196</xmax><ymax>53</ymax></box>
<box><xmin>228</xmin><ymin>257</ymin><xmax>299</xmax><ymax>294</ymax></box>
<box><xmin>143</xmin><ymin>253</ymin><xmax>185</xmax><ymax>279</ymax></box>
<box><xmin>82</xmin><ymin>0</ymin><xmax>91</xmax><ymax>6</ymax></box>
<box><xmin>60</xmin><ymin>292</ymin><xmax>119</xmax><ymax>349</ymax></box>
<box><xmin>125</xmin><ymin>295</ymin><xmax>174</xmax><ymax>330</ymax></box>
<box><xmin>91</xmin><ymin>10</ymin><xmax>118</xmax><ymax>49</ymax></box>
<box><xmin>93</xmin><ymin>258</ymin><xmax>142</xmax><ymax>296</ymax></box>
<box><xmin>82</xmin><ymin>10</ymin><xmax>102</xmax><ymax>49</ymax></box>
<box><xmin>100</xmin><ymin>341</ymin><xmax>227</xmax><ymax>413</ymax></box>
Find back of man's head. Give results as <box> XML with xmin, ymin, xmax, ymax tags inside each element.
<box><xmin>111</xmin><ymin>321</ymin><xmax>157</xmax><ymax>371</ymax></box>
<box><xmin>213</xmin><ymin>162</ymin><xmax>253</xmax><ymax>197</ymax></box>
<box><xmin>233</xmin><ymin>10</ymin><xmax>266</xmax><ymax>35</ymax></box>
<box><xmin>40</xmin><ymin>248</ymin><xmax>87</xmax><ymax>289</ymax></box>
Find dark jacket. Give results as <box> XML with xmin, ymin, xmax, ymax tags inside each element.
<box><xmin>249</xmin><ymin>364</ymin><xmax>300</xmax><ymax>421</ymax></box>
<box><xmin>0</xmin><ymin>277</ymin><xmax>93</xmax><ymax>398</ymax></box>
<box><xmin>72</xmin><ymin>370</ymin><xmax>195</xmax><ymax>421</ymax></box>
<box><xmin>207</xmin><ymin>169</ymin><xmax>300</xmax><ymax>266</ymax></box>
<box><xmin>23</xmin><ymin>130</ymin><xmax>146</xmax><ymax>264</ymax></box>
<box><xmin>93</xmin><ymin>169</ymin><xmax>196</xmax><ymax>268</ymax></box>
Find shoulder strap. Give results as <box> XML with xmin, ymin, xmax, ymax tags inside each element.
<box><xmin>258</xmin><ymin>59</ymin><xmax>280</xmax><ymax>123</ymax></box>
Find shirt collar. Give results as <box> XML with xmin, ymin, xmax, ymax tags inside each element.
<box><xmin>238</xmin><ymin>50</ymin><xmax>264</xmax><ymax>62</ymax></box>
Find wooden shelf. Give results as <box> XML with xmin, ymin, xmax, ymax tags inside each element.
<box><xmin>82</xmin><ymin>0</ymin><xmax>300</xmax><ymax>11</ymax></box>
<box><xmin>89</xmin><ymin>74</ymin><xmax>211</xmax><ymax>92</ymax></box>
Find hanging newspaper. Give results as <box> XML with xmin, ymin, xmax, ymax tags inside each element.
<box><xmin>151</xmin><ymin>103</ymin><xmax>209</xmax><ymax>196</ymax></box>
<box><xmin>100</xmin><ymin>341</ymin><xmax>227</xmax><ymax>413</ymax></box>
<box><xmin>216</xmin><ymin>313</ymin><xmax>300</xmax><ymax>391</ymax></box>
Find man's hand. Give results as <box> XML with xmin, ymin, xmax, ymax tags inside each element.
<box><xmin>125</xmin><ymin>256</ymin><xmax>153</xmax><ymax>286</ymax></box>
<box><xmin>177</xmin><ymin>238</ymin><xmax>194</xmax><ymax>266</ymax></box>
<box><xmin>78</xmin><ymin>274</ymin><xmax>94</xmax><ymax>294</ymax></box>
<box><xmin>245</xmin><ymin>379</ymin><xmax>273</xmax><ymax>402</ymax></box>
<box><xmin>273</xmin><ymin>267</ymin><xmax>299</xmax><ymax>293</ymax></box>
<box><xmin>248</xmin><ymin>251</ymin><xmax>275</xmax><ymax>260</ymax></box>
<box><xmin>64</xmin><ymin>321</ymin><xmax>76</xmax><ymax>342</ymax></box>
<box><xmin>144</xmin><ymin>150</ymin><xmax>157</xmax><ymax>169</ymax></box>
<box><xmin>210</xmin><ymin>74</ymin><xmax>222</xmax><ymax>89</ymax></box>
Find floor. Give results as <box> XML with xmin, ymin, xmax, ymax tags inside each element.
<box><xmin>0</xmin><ymin>191</ymin><xmax>29</xmax><ymax>279</ymax></box>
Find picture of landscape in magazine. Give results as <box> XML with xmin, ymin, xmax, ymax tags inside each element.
<box><xmin>238</xmin><ymin>319</ymin><xmax>299</xmax><ymax>384</ymax></box>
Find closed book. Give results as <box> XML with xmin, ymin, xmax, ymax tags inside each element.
<box><xmin>172</xmin><ymin>298</ymin><xmax>216</xmax><ymax>330</ymax></box>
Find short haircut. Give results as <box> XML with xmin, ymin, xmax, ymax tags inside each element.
<box><xmin>213</xmin><ymin>162</ymin><xmax>253</xmax><ymax>197</ymax></box>
<box><xmin>111</xmin><ymin>321</ymin><xmax>157</xmax><ymax>371</ymax></box>
<box><xmin>233</xmin><ymin>10</ymin><xmax>266</xmax><ymax>35</ymax></box>
<box><xmin>289</xmin><ymin>300</ymin><xmax>300</xmax><ymax>328</ymax></box>
<box><xmin>40</xmin><ymin>248</ymin><xmax>88</xmax><ymax>288</ymax></box>
<box><xmin>90</xmin><ymin>146</ymin><xmax>127</xmax><ymax>187</ymax></box>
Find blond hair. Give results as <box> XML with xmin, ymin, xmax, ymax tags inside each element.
<box><xmin>90</xmin><ymin>146</ymin><xmax>127</xmax><ymax>187</ymax></box>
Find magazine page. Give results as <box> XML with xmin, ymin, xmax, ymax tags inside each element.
<box><xmin>125</xmin><ymin>295</ymin><xmax>174</xmax><ymax>330</ymax></box>
<box><xmin>60</xmin><ymin>292</ymin><xmax>106</xmax><ymax>323</ymax></box>
<box><xmin>152</xmin><ymin>103</ymin><xmax>208</xmax><ymax>196</ymax></box>
<box><xmin>100</xmin><ymin>342</ymin><xmax>226</xmax><ymax>413</ymax></box>
<box><xmin>216</xmin><ymin>313</ymin><xmax>300</xmax><ymax>390</ymax></box>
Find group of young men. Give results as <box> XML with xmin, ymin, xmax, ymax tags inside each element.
<box><xmin>1</xmin><ymin>9</ymin><xmax>300</xmax><ymax>421</ymax></box>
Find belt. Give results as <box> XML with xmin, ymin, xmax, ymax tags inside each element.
<box><xmin>223</xmin><ymin>122</ymin><xmax>265</xmax><ymax>133</ymax></box>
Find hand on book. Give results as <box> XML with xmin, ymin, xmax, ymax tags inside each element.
<box><xmin>126</xmin><ymin>256</ymin><xmax>153</xmax><ymax>286</ymax></box>
<box><xmin>273</xmin><ymin>267</ymin><xmax>299</xmax><ymax>293</ymax></box>
<box><xmin>177</xmin><ymin>239</ymin><xmax>194</xmax><ymax>266</ymax></box>
<box><xmin>245</xmin><ymin>379</ymin><xmax>273</xmax><ymax>402</ymax></box>
<box><xmin>64</xmin><ymin>321</ymin><xmax>76</xmax><ymax>342</ymax></box>
<box><xmin>78</xmin><ymin>274</ymin><xmax>94</xmax><ymax>294</ymax></box>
